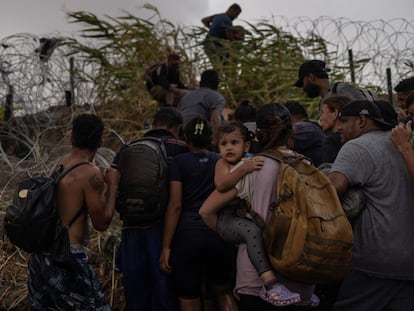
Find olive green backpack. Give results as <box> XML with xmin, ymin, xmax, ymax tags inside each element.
<box><xmin>260</xmin><ymin>150</ymin><xmax>353</xmax><ymax>284</ymax></box>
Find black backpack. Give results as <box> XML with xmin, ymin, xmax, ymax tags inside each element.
<box><xmin>116</xmin><ymin>137</ymin><xmax>169</xmax><ymax>226</ymax></box>
<box><xmin>4</xmin><ymin>162</ymin><xmax>89</xmax><ymax>253</ymax></box>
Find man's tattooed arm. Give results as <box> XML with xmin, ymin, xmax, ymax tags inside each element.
<box><xmin>89</xmin><ymin>173</ymin><xmax>105</xmax><ymax>193</ymax></box>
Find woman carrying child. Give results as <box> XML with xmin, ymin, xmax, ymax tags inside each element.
<box><xmin>200</xmin><ymin>103</ymin><xmax>319</xmax><ymax>310</ymax></box>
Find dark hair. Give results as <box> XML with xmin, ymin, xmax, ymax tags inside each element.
<box><xmin>153</xmin><ymin>107</ymin><xmax>183</xmax><ymax>128</ymax></box>
<box><xmin>322</xmin><ymin>95</ymin><xmax>352</xmax><ymax>113</ymax></box>
<box><xmin>184</xmin><ymin>117</ymin><xmax>212</xmax><ymax>148</ymax></box>
<box><xmin>284</xmin><ymin>101</ymin><xmax>308</xmax><ymax>120</ymax></box>
<box><xmin>216</xmin><ymin>122</ymin><xmax>251</xmax><ymax>144</ymax></box>
<box><xmin>72</xmin><ymin>114</ymin><xmax>104</xmax><ymax>150</ymax></box>
<box><xmin>294</xmin><ymin>60</ymin><xmax>329</xmax><ymax>87</ymax></box>
<box><xmin>394</xmin><ymin>76</ymin><xmax>414</xmax><ymax>93</ymax></box>
<box><xmin>256</xmin><ymin>120</ymin><xmax>291</xmax><ymax>151</ymax></box>
<box><xmin>374</xmin><ymin>100</ymin><xmax>398</xmax><ymax>127</ymax></box>
<box><xmin>256</xmin><ymin>103</ymin><xmax>292</xmax><ymax>150</ymax></box>
<box><xmin>235</xmin><ymin>100</ymin><xmax>256</xmax><ymax>123</ymax></box>
<box><xmin>229</xmin><ymin>3</ymin><xmax>242</xmax><ymax>12</ymax></box>
<box><xmin>200</xmin><ymin>69</ymin><xmax>219</xmax><ymax>90</ymax></box>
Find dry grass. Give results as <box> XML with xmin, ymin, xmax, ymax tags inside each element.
<box><xmin>0</xmin><ymin>218</ymin><xmax>125</xmax><ymax>310</ymax></box>
<box><xmin>0</xmin><ymin>103</ymin><xmax>131</xmax><ymax>310</ymax></box>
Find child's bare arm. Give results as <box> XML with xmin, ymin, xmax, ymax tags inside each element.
<box><xmin>215</xmin><ymin>157</ymin><xmax>264</xmax><ymax>192</ymax></box>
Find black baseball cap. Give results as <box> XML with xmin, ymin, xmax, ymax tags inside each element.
<box><xmin>339</xmin><ymin>100</ymin><xmax>393</xmax><ymax>131</ymax></box>
<box><xmin>293</xmin><ymin>60</ymin><xmax>329</xmax><ymax>87</ymax></box>
<box><xmin>256</xmin><ymin>103</ymin><xmax>292</xmax><ymax>129</ymax></box>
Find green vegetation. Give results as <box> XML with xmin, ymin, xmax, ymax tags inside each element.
<box><xmin>65</xmin><ymin>8</ymin><xmax>356</xmax><ymax>122</ymax></box>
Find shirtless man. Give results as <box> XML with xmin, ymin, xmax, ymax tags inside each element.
<box><xmin>27</xmin><ymin>114</ymin><xmax>120</xmax><ymax>311</ymax></box>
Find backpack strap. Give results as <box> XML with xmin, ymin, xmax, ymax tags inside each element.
<box><xmin>260</xmin><ymin>149</ymin><xmax>311</xmax><ymax>165</ymax></box>
<box><xmin>234</xmin><ymin>150</ymin><xmax>287</xmax><ymax>230</ymax></box>
<box><xmin>55</xmin><ymin>161</ymin><xmax>91</xmax><ymax>183</ymax></box>
<box><xmin>366</xmin><ymin>89</ymin><xmax>375</xmax><ymax>101</ymax></box>
<box><xmin>331</xmin><ymin>82</ymin><xmax>341</xmax><ymax>94</ymax></box>
<box><xmin>55</xmin><ymin>162</ymin><xmax>90</xmax><ymax>229</ymax></box>
<box><xmin>360</xmin><ymin>88</ymin><xmax>375</xmax><ymax>101</ymax></box>
<box><xmin>257</xmin><ymin>149</ymin><xmax>312</xmax><ymax>213</ymax></box>
<box><xmin>259</xmin><ymin>150</ymin><xmax>285</xmax><ymax>162</ymax></box>
<box><xmin>332</xmin><ymin>82</ymin><xmax>375</xmax><ymax>101</ymax></box>
<box><xmin>64</xmin><ymin>204</ymin><xmax>87</xmax><ymax>230</ymax></box>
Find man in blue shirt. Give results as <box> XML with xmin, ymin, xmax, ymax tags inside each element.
<box><xmin>202</xmin><ymin>3</ymin><xmax>242</xmax><ymax>67</ymax></box>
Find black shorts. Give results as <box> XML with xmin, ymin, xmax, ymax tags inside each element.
<box><xmin>171</xmin><ymin>228</ymin><xmax>236</xmax><ymax>299</ymax></box>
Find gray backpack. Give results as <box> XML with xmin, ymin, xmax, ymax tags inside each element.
<box><xmin>116</xmin><ymin>137</ymin><xmax>168</xmax><ymax>226</ymax></box>
<box><xmin>331</xmin><ymin>82</ymin><xmax>376</xmax><ymax>101</ymax></box>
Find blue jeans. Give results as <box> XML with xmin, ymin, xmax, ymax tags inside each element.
<box><xmin>116</xmin><ymin>222</ymin><xmax>179</xmax><ymax>311</ymax></box>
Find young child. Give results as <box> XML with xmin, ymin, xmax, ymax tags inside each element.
<box><xmin>201</xmin><ymin>121</ymin><xmax>302</xmax><ymax>307</ymax></box>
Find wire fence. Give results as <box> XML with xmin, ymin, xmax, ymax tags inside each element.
<box><xmin>270</xmin><ymin>16</ymin><xmax>414</xmax><ymax>90</ymax></box>
<box><xmin>0</xmin><ymin>16</ymin><xmax>413</xmax><ymax>204</ymax></box>
<box><xmin>0</xmin><ymin>15</ymin><xmax>413</xmax><ymax>311</ymax></box>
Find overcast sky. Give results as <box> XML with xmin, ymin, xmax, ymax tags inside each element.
<box><xmin>1</xmin><ymin>0</ymin><xmax>413</xmax><ymax>40</ymax></box>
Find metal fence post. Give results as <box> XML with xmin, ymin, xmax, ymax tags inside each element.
<box><xmin>386</xmin><ymin>68</ymin><xmax>393</xmax><ymax>105</ymax></box>
<box><xmin>348</xmin><ymin>49</ymin><xmax>355</xmax><ymax>84</ymax></box>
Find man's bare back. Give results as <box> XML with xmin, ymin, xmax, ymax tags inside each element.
<box><xmin>56</xmin><ymin>155</ymin><xmax>119</xmax><ymax>245</ymax></box>
<box><xmin>28</xmin><ymin>113</ymin><xmax>119</xmax><ymax>310</ymax></box>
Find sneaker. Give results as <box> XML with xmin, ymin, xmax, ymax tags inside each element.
<box><xmin>295</xmin><ymin>293</ymin><xmax>320</xmax><ymax>308</ymax></box>
<box><xmin>259</xmin><ymin>283</ymin><xmax>301</xmax><ymax>306</ymax></box>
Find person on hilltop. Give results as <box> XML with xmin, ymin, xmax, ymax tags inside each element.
<box><xmin>145</xmin><ymin>53</ymin><xmax>187</xmax><ymax>107</ymax></box>
<box><xmin>202</xmin><ymin>3</ymin><xmax>242</xmax><ymax>67</ymax></box>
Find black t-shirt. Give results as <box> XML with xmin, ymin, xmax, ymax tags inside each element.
<box><xmin>169</xmin><ymin>151</ymin><xmax>220</xmax><ymax>231</ymax></box>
